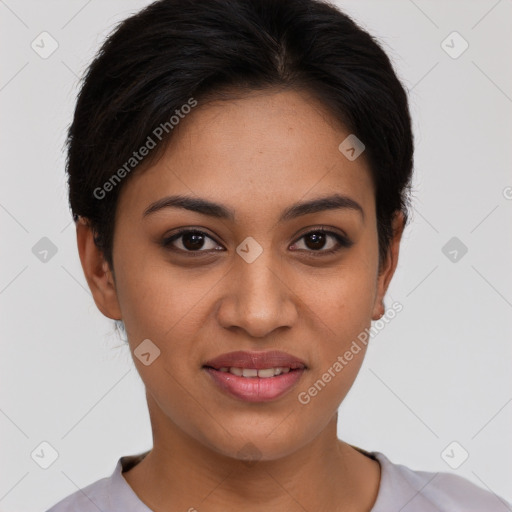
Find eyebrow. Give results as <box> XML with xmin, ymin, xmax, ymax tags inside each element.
<box><xmin>143</xmin><ymin>193</ymin><xmax>365</xmax><ymax>223</ymax></box>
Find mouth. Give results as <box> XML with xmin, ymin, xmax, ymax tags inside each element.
<box><xmin>208</xmin><ymin>366</ymin><xmax>298</xmax><ymax>377</ymax></box>
<box><xmin>202</xmin><ymin>350</ymin><xmax>307</xmax><ymax>403</ymax></box>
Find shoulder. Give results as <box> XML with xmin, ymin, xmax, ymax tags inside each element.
<box><xmin>45</xmin><ymin>451</ymin><xmax>150</xmax><ymax>512</ymax></box>
<box><xmin>45</xmin><ymin>474</ymin><xmax>112</xmax><ymax>512</ymax></box>
<box><xmin>371</xmin><ymin>451</ymin><xmax>511</xmax><ymax>512</ymax></box>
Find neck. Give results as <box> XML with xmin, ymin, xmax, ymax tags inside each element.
<box><xmin>123</xmin><ymin>398</ymin><xmax>380</xmax><ymax>512</ymax></box>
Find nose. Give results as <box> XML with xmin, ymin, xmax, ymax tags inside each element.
<box><xmin>216</xmin><ymin>250</ymin><xmax>298</xmax><ymax>339</ymax></box>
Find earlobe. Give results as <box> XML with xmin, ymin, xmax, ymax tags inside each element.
<box><xmin>371</xmin><ymin>302</ymin><xmax>385</xmax><ymax>321</ymax></box>
<box><xmin>76</xmin><ymin>217</ymin><xmax>122</xmax><ymax>320</ymax></box>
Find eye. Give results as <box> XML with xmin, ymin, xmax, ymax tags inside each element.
<box><xmin>161</xmin><ymin>227</ymin><xmax>352</xmax><ymax>256</ymax></box>
<box><xmin>162</xmin><ymin>229</ymin><xmax>223</xmax><ymax>254</ymax></box>
<box><xmin>290</xmin><ymin>228</ymin><xmax>352</xmax><ymax>255</ymax></box>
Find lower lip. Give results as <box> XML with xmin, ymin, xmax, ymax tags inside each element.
<box><xmin>204</xmin><ymin>367</ymin><xmax>305</xmax><ymax>403</ymax></box>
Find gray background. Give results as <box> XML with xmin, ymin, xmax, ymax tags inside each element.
<box><xmin>0</xmin><ymin>0</ymin><xmax>511</xmax><ymax>510</ymax></box>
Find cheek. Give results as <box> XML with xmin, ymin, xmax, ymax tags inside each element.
<box><xmin>297</xmin><ymin>290</ymin><xmax>372</xmax><ymax>408</ymax></box>
<box><xmin>114</xmin><ymin>252</ymin><xmax>215</xmax><ymax>343</ymax></box>
<box><xmin>296</xmin><ymin>251</ymin><xmax>377</xmax><ymax>399</ymax></box>
<box><xmin>114</xmin><ymin>259</ymin><xmax>213</xmax><ymax>421</ymax></box>
<box><xmin>305</xmin><ymin>260</ymin><xmax>377</xmax><ymax>344</ymax></box>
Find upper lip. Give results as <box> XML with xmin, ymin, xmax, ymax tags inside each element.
<box><xmin>203</xmin><ymin>350</ymin><xmax>307</xmax><ymax>370</ymax></box>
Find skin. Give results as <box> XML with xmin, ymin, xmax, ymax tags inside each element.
<box><xmin>77</xmin><ymin>88</ymin><xmax>404</xmax><ymax>512</ymax></box>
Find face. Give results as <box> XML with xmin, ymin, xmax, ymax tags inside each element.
<box><xmin>80</xmin><ymin>88</ymin><xmax>402</xmax><ymax>462</ymax></box>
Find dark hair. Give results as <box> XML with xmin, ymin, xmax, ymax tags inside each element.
<box><xmin>67</xmin><ymin>0</ymin><xmax>414</xmax><ymax>270</ymax></box>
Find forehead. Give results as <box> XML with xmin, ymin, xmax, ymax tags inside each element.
<box><xmin>117</xmin><ymin>89</ymin><xmax>375</xmax><ymax>221</ymax></box>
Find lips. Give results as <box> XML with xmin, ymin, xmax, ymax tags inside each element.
<box><xmin>203</xmin><ymin>350</ymin><xmax>307</xmax><ymax>403</ymax></box>
<box><xmin>203</xmin><ymin>350</ymin><xmax>307</xmax><ymax>371</ymax></box>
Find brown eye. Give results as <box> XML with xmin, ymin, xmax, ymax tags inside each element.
<box><xmin>303</xmin><ymin>231</ymin><xmax>328</xmax><ymax>250</ymax></box>
<box><xmin>290</xmin><ymin>229</ymin><xmax>352</xmax><ymax>255</ymax></box>
<box><xmin>162</xmin><ymin>230</ymin><xmax>223</xmax><ymax>253</ymax></box>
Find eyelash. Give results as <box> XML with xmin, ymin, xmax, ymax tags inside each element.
<box><xmin>161</xmin><ymin>227</ymin><xmax>353</xmax><ymax>257</ymax></box>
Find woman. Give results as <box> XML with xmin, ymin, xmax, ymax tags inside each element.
<box><xmin>46</xmin><ymin>0</ymin><xmax>509</xmax><ymax>510</ymax></box>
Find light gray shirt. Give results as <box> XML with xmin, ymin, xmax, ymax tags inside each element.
<box><xmin>46</xmin><ymin>448</ymin><xmax>510</xmax><ymax>511</ymax></box>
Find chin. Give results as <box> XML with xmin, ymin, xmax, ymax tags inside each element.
<box><xmin>197</xmin><ymin>423</ymin><xmax>315</xmax><ymax>464</ymax></box>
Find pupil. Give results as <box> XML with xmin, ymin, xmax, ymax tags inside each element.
<box><xmin>306</xmin><ymin>232</ymin><xmax>325</xmax><ymax>250</ymax></box>
<box><xmin>183</xmin><ymin>232</ymin><xmax>204</xmax><ymax>250</ymax></box>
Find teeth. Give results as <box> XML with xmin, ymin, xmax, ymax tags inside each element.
<box><xmin>218</xmin><ymin>367</ymin><xmax>292</xmax><ymax>378</ymax></box>
<box><xmin>257</xmin><ymin>368</ymin><xmax>276</xmax><ymax>378</ymax></box>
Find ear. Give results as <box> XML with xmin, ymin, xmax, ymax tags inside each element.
<box><xmin>76</xmin><ymin>217</ymin><xmax>122</xmax><ymax>320</ymax></box>
<box><xmin>371</xmin><ymin>211</ymin><xmax>405</xmax><ymax>320</ymax></box>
